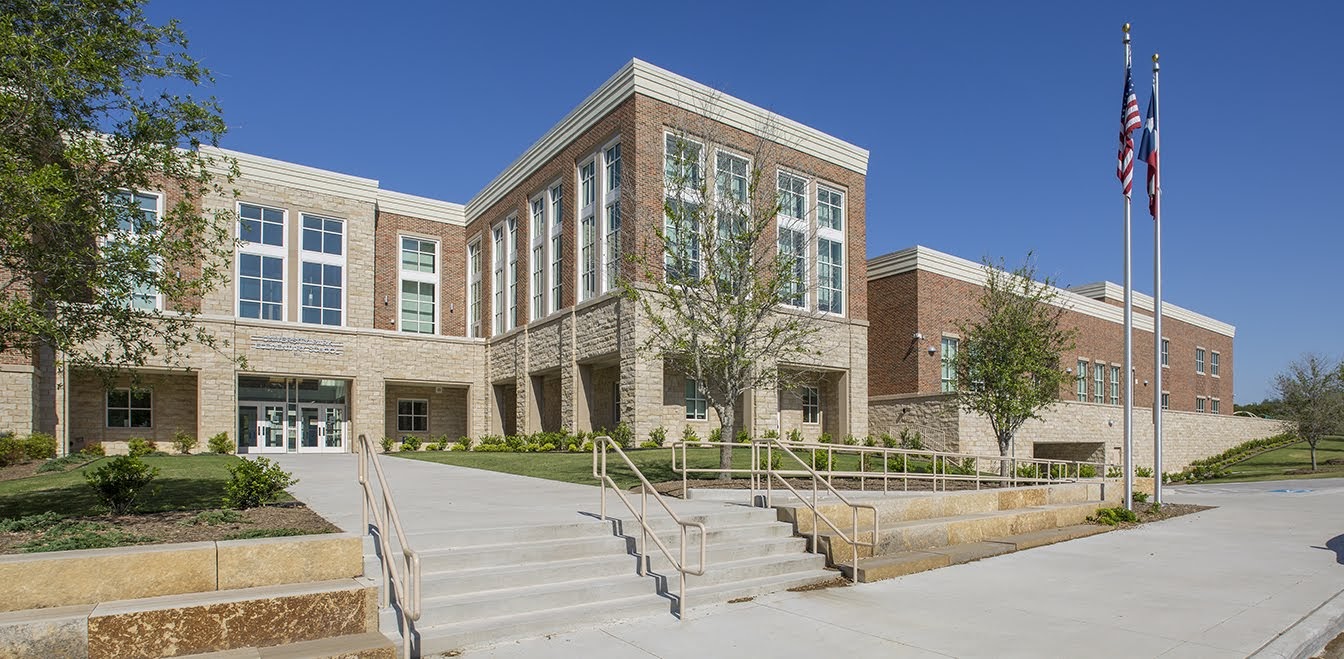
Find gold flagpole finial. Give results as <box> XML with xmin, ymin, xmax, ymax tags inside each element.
<box><xmin>1152</xmin><ymin>53</ymin><xmax>1160</xmax><ymax>62</ymax></box>
<box><xmin>1123</xmin><ymin>23</ymin><xmax>1131</xmax><ymax>33</ymax></box>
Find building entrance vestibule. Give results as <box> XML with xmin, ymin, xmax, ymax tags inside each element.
<box><xmin>236</xmin><ymin>376</ymin><xmax>349</xmax><ymax>454</ymax></box>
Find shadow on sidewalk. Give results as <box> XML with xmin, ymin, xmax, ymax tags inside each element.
<box><xmin>1312</xmin><ymin>533</ymin><xmax>1344</xmax><ymax>565</ymax></box>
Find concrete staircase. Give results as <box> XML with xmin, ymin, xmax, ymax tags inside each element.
<box><xmin>773</xmin><ymin>482</ymin><xmax>1118</xmax><ymax>582</ymax></box>
<box><xmin>370</xmin><ymin>505</ymin><xmax>835</xmax><ymax>655</ymax></box>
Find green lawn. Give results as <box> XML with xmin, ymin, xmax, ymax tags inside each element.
<box><xmin>0</xmin><ymin>454</ymin><xmax>257</xmax><ymax>518</ymax></box>
<box><xmin>1200</xmin><ymin>436</ymin><xmax>1344</xmax><ymax>483</ymax></box>
<box><xmin>394</xmin><ymin>447</ymin><xmax>907</xmax><ymax>489</ymax></box>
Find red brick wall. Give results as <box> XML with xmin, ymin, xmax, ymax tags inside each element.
<box><xmin>867</xmin><ymin>268</ymin><xmax>1234</xmax><ymax>413</ymax></box>
<box><xmin>373</xmin><ymin>211</ymin><xmax>467</xmax><ymax>336</ymax></box>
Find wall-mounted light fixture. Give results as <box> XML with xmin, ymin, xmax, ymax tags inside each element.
<box><xmin>912</xmin><ymin>332</ymin><xmax>924</xmax><ymax>341</ymax></box>
<box><xmin>927</xmin><ymin>345</ymin><xmax>937</xmax><ymax>356</ymax></box>
<box><xmin>383</xmin><ymin>295</ymin><xmax>389</xmax><ymax>306</ymax></box>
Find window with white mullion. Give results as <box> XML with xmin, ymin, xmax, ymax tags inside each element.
<box><xmin>602</xmin><ymin>142</ymin><xmax>622</xmax><ymax>293</ymax></box>
<box><xmin>817</xmin><ymin>185</ymin><xmax>844</xmax><ymax>315</ymax></box>
<box><xmin>300</xmin><ymin>214</ymin><xmax>344</xmax><ymax>327</ymax></box>
<box><xmin>530</xmin><ymin>196</ymin><xmax>547</xmax><ymax>321</ymax></box>
<box><xmin>467</xmin><ymin>240</ymin><xmax>482</xmax><ymax>337</ymax></box>
<box><xmin>777</xmin><ymin>171</ymin><xmax>810</xmax><ymax>309</ymax></box>
<box><xmin>1093</xmin><ymin>363</ymin><xmax>1104</xmax><ymax>404</ymax></box>
<box><xmin>579</xmin><ymin>159</ymin><xmax>598</xmax><ymax>301</ymax></box>
<box><xmin>492</xmin><ymin>224</ymin><xmax>505</xmax><ymax>335</ymax></box>
<box><xmin>399</xmin><ymin>236</ymin><xmax>438</xmax><ymax>334</ymax></box>
<box><xmin>663</xmin><ymin>133</ymin><xmax>705</xmax><ymax>283</ymax></box>
<box><xmin>507</xmin><ymin>216</ymin><xmax>518</xmax><ymax>330</ymax></box>
<box><xmin>237</xmin><ymin>202</ymin><xmax>286</xmax><ymax>321</ymax></box>
<box><xmin>110</xmin><ymin>190</ymin><xmax>163</xmax><ymax>311</ymax></box>
<box><xmin>549</xmin><ymin>184</ymin><xmax>563</xmax><ymax>311</ymax></box>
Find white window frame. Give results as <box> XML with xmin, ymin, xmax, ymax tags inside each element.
<box><xmin>578</xmin><ymin>158</ymin><xmax>598</xmax><ymax>302</ymax></box>
<box><xmin>492</xmin><ymin>223</ymin><xmax>505</xmax><ymax>335</ymax></box>
<box><xmin>777</xmin><ymin>169</ymin><xmax>810</xmax><ymax>310</ymax></box>
<box><xmin>109</xmin><ymin>190</ymin><xmax>164</xmax><ymax>311</ymax></box>
<box><xmin>1211</xmin><ymin>398</ymin><xmax>1221</xmax><ymax>414</ymax></box>
<box><xmin>1196</xmin><ymin>347</ymin><xmax>1206</xmax><ymax>374</ymax></box>
<box><xmin>1161</xmin><ymin>391</ymin><xmax>1170</xmax><ymax>410</ymax></box>
<box><xmin>467</xmin><ymin>239</ymin><xmax>482</xmax><ymax>338</ymax></box>
<box><xmin>299</xmin><ymin>214</ymin><xmax>346</xmax><ymax>328</ymax></box>
<box><xmin>602</xmin><ymin>139</ymin><xmax>622</xmax><ymax>293</ymax></box>
<box><xmin>1161</xmin><ymin>338</ymin><xmax>1170</xmax><ymax>368</ymax></box>
<box><xmin>1093</xmin><ymin>362</ymin><xmax>1104</xmax><ymax>404</ymax></box>
<box><xmin>106</xmin><ymin>387</ymin><xmax>152</xmax><ymax>428</ymax></box>
<box><xmin>396</xmin><ymin>399</ymin><xmax>429</xmax><ymax>433</ymax></box>
<box><xmin>940</xmin><ymin>336</ymin><xmax>959</xmax><ymax>393</ymax></box>
<box><xmin>816</xmin><ymin>185</ymin><xmax>845</xmax><ymax>316</ymax></box>
<box><xmin>1109</xmin><ymin>365</ymin><xmax>1120</xmax><ymax>406</ymax></box>
<box><xmin>549</xmin><ymin>184</ymin><xmax>564</xmax><ymax>311</ymax></box>
<box><xmin>236</xmin><ymin>202</ymin><xmax>287</xmax><ymax>322</ymax></box>
<box><xmin>1076</xmin><ymin>359</ymin><xmax>1088</xmax><ymax>401</ymax></box>
<box><xmin>685</xmin><ymin>378</ymin><xmax>707</xmax><ymax>420</ymax></box>
<box><xmin>530</xmin><ymin>194</ymin><xmax>548</xmax><ymax>321</ymax></box>
<box><xmin>1196</xmin><ymin>397</ymin><xmax>1205</xmax><ymax>413</ymax></box>
<box><xmin>663</xmin><ymin>132</ymin><xmax>705</xmax><ymax>283</ymax></box>
<box><xmin>398</xmin><ymin>234</ymin><xmax>439</xmax><ymax>335</ymax></box>
<box><xmin>1210</xmin><ymin>351</ymin><xmax>1220</xmax><ymax>377</ymax></box>
<box><xmin>801</xmin><ymin>385</ymin><xmax>820</xmax><ymax>424</ymax></box>
<box><xmin>507</xmin><ymin>215</ymin><xmax>518</xmax><ymax>330</ymax></box>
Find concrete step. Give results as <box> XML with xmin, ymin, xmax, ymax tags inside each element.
<box><xmin>178</xmin><ymin>632</ymin><xmax>396</xmax><ymax>658</ymax></box>
<box><xmin>412</xmin><ymin>534</ymin><xmax>631</xmax><ymax>571</ymax></box>
<box><xmin>675</xmin><ymin>552</ymin><xmax>829</xmax><ymax>590</ymax></box>
<box><xmin>410</xmin><ymin>568</ymin><xmax>837</xmax><ymax>655</ymax></box>
<box><xmin>390</xmin><ymin>573</ymin><xmax>655</xmax><ymax>627</ymax></box>
<box><xmin>417</xmin><ymin>554</ymin><xmax>636</xmax><ymax>593</ymax></box>
<box><xmin>992</xmin><ymin>524</ymin><xmax>1113</xmax><ymax>550</ymax></box>
<box><xmin>645</xmin><ymin>535</ymin><xmax>809</xmax><ymax>571</ymax></box>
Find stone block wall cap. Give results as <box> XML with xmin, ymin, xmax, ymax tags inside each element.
<box><xmin>0</xmin><ymin>540</ymin><xmax>217</xmax><ymax>564</ymax></box>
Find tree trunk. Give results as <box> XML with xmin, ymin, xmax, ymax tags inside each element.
<box><xmin>717</xmin><ymin>403</ymin><xmax>736</xmax><ymax>482</ymax></box>
<box><xmin>1311</xmin><ymin>441</ymin><xmax>1318</xmax><ymax>471</ymax></box>
<box><xmin>998</xmin><ymin>432</ymin><xmax>1013</xmax><ymax>478</ymax></box>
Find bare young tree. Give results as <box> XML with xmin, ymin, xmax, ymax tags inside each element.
<box><xmin>623</xmin><ymin>105</ymin><xmax>829</xmax><ymax>478</ymax></box>
<box><xmin>1274</xmin><ymin>353</ymin><xmax>1344</xmax><ymax>470</ymax></box>
<box><xmin>953</xmin><ymin>255</ymin><xmax>1078</xmax><ymax>474</ymax></box>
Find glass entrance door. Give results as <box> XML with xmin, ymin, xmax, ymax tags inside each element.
<box><xmin>258</xmin><ymin>405</ymin><xmax>288</xmax><ymax>453</ymax></box>
<box><xmin>300</xmin><ymin>406</ymin><xmax>321</xmax><ymax>452</ymax></box>
<box><xmin>322</xmin><ymin>406</ymin><xmax>346</xmax><ymax>452</ymax></box>
<box><xmin>238</xmin><ymin>406</ymin><xmax>259</xmax><ymax>452</ymax></box>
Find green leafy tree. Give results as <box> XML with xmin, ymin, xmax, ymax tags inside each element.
<box><xmin>953</xmin><ymin>255</ymin><xmax>1078</xmax><ymax>474</ymax></box>
<box><xmin>1</xmin><ymin>0</ymin><xmax>238</xmax><ymax>377</ymax></box>
<box><xmin>1274</xmin><ymin>353</ymin><xmax>1344</xmax><ymax>470</ymax></box>
<box><xmin>625</xmin><ymin>118</ymin><xmax>825</xmax><ymax>479</ymax></box>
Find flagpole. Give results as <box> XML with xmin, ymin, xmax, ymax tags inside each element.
<box><xmin>1152</xmin><ymin>52</ymin><xmax>1164</xmax><ymax>504</ymax></box>
<box><xmin>1122</xmin><ymin>24</ymin><xmax>1135</xmax><ymax>511</ymax></box>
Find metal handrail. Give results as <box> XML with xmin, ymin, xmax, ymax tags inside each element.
<box><xmin>672</xmin><ymin>439</ymin><xmax>1112</xmax><ymax>495</ymax></box>
<box><xmin>756</xmin><ymin>438</ymin><xmax>879</xmax><ymax>577</ymax></box>
<box><xmin>357</xmin><ymin>434</ymin><xmax>422</xmax><ymax>659</ymax></box>
<box><xmin>591</xmin><ymin>435</ymin><xmax>706</xmax><ymax>619</ymax></box>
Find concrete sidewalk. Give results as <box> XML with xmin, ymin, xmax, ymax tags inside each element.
<box><xmin>461</xmin><ymin>478</ymin><xmax>1344</xmax><ymax>658</ymax></box>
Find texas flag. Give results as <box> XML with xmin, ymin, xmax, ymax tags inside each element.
<box><xmin>1136</xmin><ymin>82</ymin><xmax>1159</xmax><ymax>217</ymax></box>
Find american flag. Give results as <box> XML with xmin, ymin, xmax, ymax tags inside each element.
<box><xmin>1117</xmin><ymin>59</ymin><xmax>1141</xmax><ymax>197</ymax></box>
<box><xmin>1136</xmin><ymin>80</ymin><xmax>1159</xmax><ymax>217</ymax></box>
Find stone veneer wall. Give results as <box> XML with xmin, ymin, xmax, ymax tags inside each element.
<box><xmin>67</xmin><ymin>370</ymin><xmax>199</xmax><ymax>453</ymax></box>
<box><xmin>956</xmin><ymin>400</ymin><xmax>1288</xmax><ymax>472</ymax></box>
<box><xmin>0</xmin><ymin>366</ymin><xmax>36</xmax><ymax>436</ymax></box>
<box><xmin>383</xmin><ymin>384</ymin><xmax>469</xmax><ymax>442</ymax></box>
<box><xmin>868</xmin><ymin>393</ymin><xmax>960</xmax><ymax>451</ymax></box>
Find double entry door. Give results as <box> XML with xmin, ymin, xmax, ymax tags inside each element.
<box><xmin>237</xmin><ymin>403</ymin><xmax>347</xmax><ymax>453</ymax></box>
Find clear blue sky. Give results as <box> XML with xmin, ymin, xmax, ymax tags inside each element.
<box><xmin>147</xmin><ymin>0</ymin><xmax>1342</xmax><ymax>403</ymax></box>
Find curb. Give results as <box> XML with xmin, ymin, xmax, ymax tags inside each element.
<box><xmin>1250</xmin><ymin>585</ymin><xmax>1344</xmax><ymax>659</ymax></box>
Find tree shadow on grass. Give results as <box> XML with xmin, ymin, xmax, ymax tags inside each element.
<box><xmin>1312</xmin><ymin>534</ymin><xmax>1344</xmax><ymax>565</ymax></box>
<box><xmin>0</xmin><ymin>478</ymin><xmax>227</xmax><ymax>519</ymax></box>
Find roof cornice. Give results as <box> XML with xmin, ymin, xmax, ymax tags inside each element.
<box><xmin>204</xmin><ymin>146</ymin><xmax>380</xmax><ymax>203</ymax></box>
<box><xmin>1068</xmin><ymin>281</ymin><xmax>1235</xmax><ymax>337</ymax></box>
<box><xmin>464</xmin><ymin>58</ymin><xmax>870</xmax><ymax>221</ymax></box>
<box><xmin>377</xmin><ymin>189</ymin><xmax>466</xmax><ymax>226</ymax></box>
<box><xmin>867</xmin><ymin>245</ymin><xmax>1235</xmax><ymax>338</ymax></box>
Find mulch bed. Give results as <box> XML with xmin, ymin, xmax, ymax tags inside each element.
<box><xmin>0</xmin><ymin>460</ymin><xmax>47</xmax><ymax>483</ymax></box>
<box><xmin>1106</xmin><ymin>502</ymin><xmax>1212</xmax><ymax>528</ymax></box>
<box><xmin>0</xmin><ymin>502</ymin><xmax>338</xmax><ymax>554</ymax></box>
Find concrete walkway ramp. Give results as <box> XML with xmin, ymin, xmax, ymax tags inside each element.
<box><xmin>275</xmin><ymin>455</ymin><xmax>835</xmax><ymax>655</ymax></box>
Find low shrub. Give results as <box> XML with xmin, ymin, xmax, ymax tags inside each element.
<box><xmin>207</xmin><ymin>432</ymin><xmax>233</xmax><ymax>455</ymax></box>
<box><xmin>1078</xmin><ymin>464</ymin><xmax>1098</xmax><ymax>478</ymax></box>
<box><xmin>1133</xmin><ymin>491</ymin><xmax>1150</xmax><ymax>504</ymax></box>
<box><xmin>1134</xmin><ymin>466</ymin><xmax>1154</xmax><ymax>478</ymax></box>
<box><xmin>810</xmin><ymin>449</ymin><xmax>833</xmax><ymax>472</ymax></box>
<box><xmin>1106</xmin><ymin>466</ymin><xmax>1123</xmax><ymax>478</ymax></box>
<box><xmin>22</xmin><ymin>433</ymin><xmax>57</xmax><ymax>461</ymax></box>
<box><xmin>223</xmin><ymin>457</ymin><xmax>297</xmax><ymax>509</ymax></box>
<box><xmin>37</xmin><ymin>454</ymin><xmax>93</xmax><ymax>473</ymax></box>
<box><xmin>899</xmin><ymin>429</ymin><xmax>924</xmax><ymax>451</ymax></box>
<box><xmin>379</xmin><ymin>436</ymin><xmax>396</xmax><ymax>452</ymax></box>
<box><xmin>649</xmin><ymin>426</ymin><xmax>668</xmax><ymax>447</ymax></box>
<box><xmin>0</xmin><ymin>511</ymin><xmax>64</xmax><ymax>532</ymax></box>
<box><xmin>1090</xmin><ymin>506</ymin><xmax>1138</xmax><ymax>526</ymax></box>
<box><xmin>681</xmin><ymin>426</ymin><xmax>699</xmax><ymax>445</ymax></box>
<box><xmin>757</xmin><ymin>450</ymin><xmax>782</xmax><ymax>471</ymax></box>
<box><xmin>880</xmin><ymin>432</ymin><xmax>897</xmax><ymax>449</ymax></box>
<box><xmin>786</xmin><ymin>428</ymin><xmax>802</xmax><ymax>443</ymax></box>
<box><xmin>85</xmin><ymin>456</ymin><xmax>160</xmax><ymax>514</ymax></box>
<box><xmin>708</xmin><ymin>428</ymin><xmax>723</xmax><ymax>444</ymax></box>
<box><xmin>579</xmin><ymin>438</ymin><xmax>593</xmax><ymax>452</ymax></box>
<box><xmin>761</xmin><ymin>429</ymin><xmax>780</xmax><ymax>440</ymax></box>
<box><xmin>423</xmin><ymin>441</ymin><xmax>443</xmax><ymax>451</ymax></box>
<box><xmin>399</xmin><ymin>436</ymin><xmax>421</xmax><ymax>452</ymax></box>
<box><xmin>0</xmin><ymin>433</ymin><xmax>23</xmax><ymax>466</ymax></box>
<box><xmin>842</xmin><ymin>434</ymin><xmax>858</xmax><ymax>446</ymax></box>
<box><xmin>81</xmin><ymin>442</ymin><xmax>106</xmax><ymax>456</ymax></box>
<box><xmin>863</xmin><ymin>435</ymin><xmax>878</xmax><ymax>448</ymax></box>
<box><xmin>610</xmin><ymin>422</ymin><xmax>634</xmax><ymax>449</ymax></box>
<box><xmin>226</xmin><ymin>527</ymin><xmax>307</xmax><ymax>540</ymax></box>
<box><xmin>127</xmin><ymin>437</ymin><xmax>156</xmax><ymax>458</ymax></box>
<box><xmin>735</xmin><ymin>429</ymin><xmax>751</xmax><ymax>444</ymax></box>
<box><xmin>639</xmin><ymin>440</ymin><xmax>661</xmax><ymax>449</ymax></box>
<box><xmin>818</xmin><ymin>432</ymin><xmax>833</xmax><ymax>445</ymax></box>
<box><xmin>172</xmin><ymin>430</ymin><xmax>196</xmax><ymax>455</ymax></box>
<box><xmin>453</xmin><ymin>436</ymin><xmax>472</xmax><ymax>451</ymax></box>
<box><xmin>20</xmin><ymin>521</ymin><xmax>152</xmax><ymax>553</ymax></box>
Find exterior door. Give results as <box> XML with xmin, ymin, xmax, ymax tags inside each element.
<box><xmin>299</xmin><ymin>406</ymin><xmax>321</xmax><ymax>452</ymax></box>
<box><xmin>257</xmin><ymin>405</ymin><xmax>288</xmax><ymax>453</ymax></box>
<box><xmin>237</xmin><ymin>406</ymin><xmax>259</xmax><ymax>453</ymax></box>
<box><xmin>322</xmin><ymin>407</ymin><xmax>346</xmax><ymax>453</ymax></box>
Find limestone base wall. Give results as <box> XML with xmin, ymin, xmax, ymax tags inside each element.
<box><xmin>0</xmin><ymin>366</ymin><xmax>36</xmax><ymax>437</ymax></box>
<box><xmin>868</xmin><ymin>393</ymin><xmax>960</xmax><ymax>451</ymax></box>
